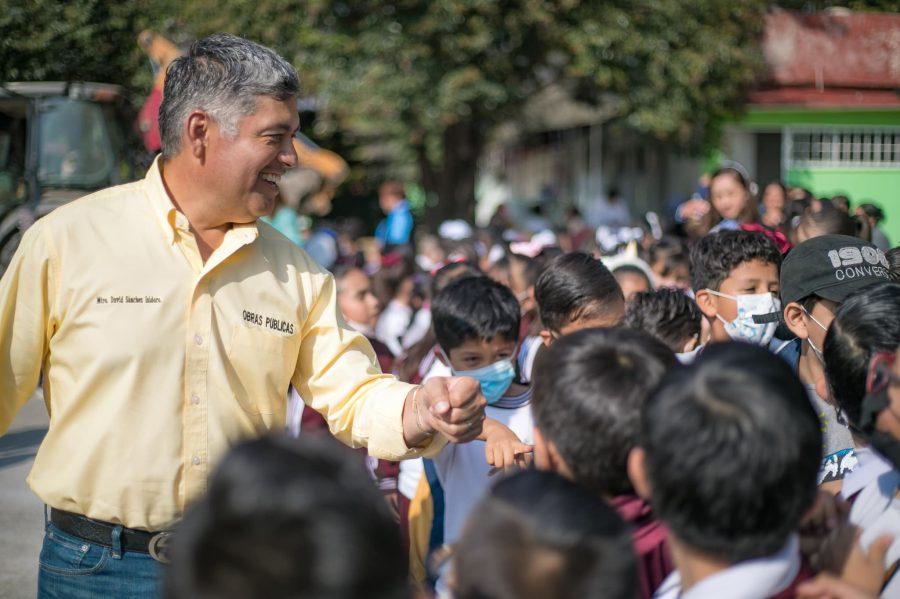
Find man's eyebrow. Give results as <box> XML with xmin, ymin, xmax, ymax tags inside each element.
<box><xmin>261</xmin><ymin>123</ymin><xmax>299</xmax><ymax>135</ymax></box>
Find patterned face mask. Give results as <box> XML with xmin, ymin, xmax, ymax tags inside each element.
<box><xmin>707</xmin><ymin>290</ymin><xmax>781</xmax><ymax>346</ymax></box>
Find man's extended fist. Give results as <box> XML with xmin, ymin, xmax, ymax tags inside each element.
<box><xmin>421</xmin><ymin>376</ymin><xmax>487</xmax><ymax>444</ymax></box>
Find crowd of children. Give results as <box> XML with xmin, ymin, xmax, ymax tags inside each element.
<box><xmin>166</xmin><ymin>178</ymin><xmax>899</xmax><ymax>598</ymax></box>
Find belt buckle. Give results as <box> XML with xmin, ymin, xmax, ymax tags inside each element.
<box><xmin>148</xmin><ymin>531</ymin><xmax>172</xmax><ymax>564</ymax></box>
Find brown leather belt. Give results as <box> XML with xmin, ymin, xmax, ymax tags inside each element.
<box><xmin>49</xmin><ymin>508</ymin><xmax>172</xmax><ymax>563</ymax></box>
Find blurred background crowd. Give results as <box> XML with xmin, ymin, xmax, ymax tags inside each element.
<box><xmin>2</xmin><ymin>2</ymin><xmax>899</xmax><ymax>598</ymax></box>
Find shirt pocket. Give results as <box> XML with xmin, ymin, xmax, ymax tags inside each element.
<box><xmin>227</xmin><ymin>325</ymin><xmax>299</xmax><ymax>415</ymax></box>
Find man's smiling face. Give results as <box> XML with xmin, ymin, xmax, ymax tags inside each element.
<box><xmin>204</xmin><ymin>95</ymin><xmax>299</xmax><ymax>223</ymax></box>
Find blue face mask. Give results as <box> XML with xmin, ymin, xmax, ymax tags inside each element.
<box><xmin>451</xmin><ymin>359</ymin><xmax>516</xmax><ymax>405</ymax></box>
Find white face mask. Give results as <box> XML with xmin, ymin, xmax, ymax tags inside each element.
<box><xmin>707</xmin><ymin>290</ymin><xmax>781</xmax><ymax>346</ymax></box>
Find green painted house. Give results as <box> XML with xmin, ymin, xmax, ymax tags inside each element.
<box><xmin>478</xmin><ymin>7</ymin><xmax>899</xmax><ymax>244</ymax></box>
<box><xmin>724</xmin><ymin>8</ymin><xmax>899</xmax><ymax>244</ymax></box>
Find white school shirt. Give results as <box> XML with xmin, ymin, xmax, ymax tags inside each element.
<box><xmin>433</xmin><ymin>387</ymin><xmax>534</xmax><ymax>596</ymax></box>
<box><xmin>434</xmin><ymin>388</ymin><xmax>535</xmax><ymax>546</ymax></box>
<box><xmin>397</xmin><ymin>357</ymin><xmax>452</xmax><ymax>500</ymax></box>
<box><xmin>841</xmin><ymin>446</ymin><xmax>900</xmax><ymax>530</ymax></box>
<box><xmin>858</xmin><ymin>503</ymin><xmax>900</xmax><ymax>598</ymax></box>
<box><xmin>375</xmin><ymin>300</ymin><xmax>413</xmax><ymax>357</ymax></box>
<box><xmin>402</xmin><ymin>306</ymin><xmax>432</xmax><ymax>350</ymax></box>
<box><xmin>843</xmin><ymin>446</ymin><xmax>900</xmax><ymax>596</ymax></box>
<box><xmin>654</xmin><ymin>536</ymin><xmax>800</xmax><ymax>599</ymax></box>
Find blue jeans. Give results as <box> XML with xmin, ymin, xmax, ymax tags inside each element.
<box><xmin>37</xmin><ymin>522</ymin><xmax>162</xmax><ymax>598</ymax></box>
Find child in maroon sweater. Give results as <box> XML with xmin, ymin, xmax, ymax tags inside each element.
<box><xmin>297</xmin><ymin>265</ymin><xmax>399</xmax><ymax>494</ymax></box>
<box><xmin>531</xmin><ymin>327</ymin><xmax>676</xmax><ymax>599</ymax></box>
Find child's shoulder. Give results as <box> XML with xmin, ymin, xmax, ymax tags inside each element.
<box><xmin>506</xmin><ymin>382</ymin><xmax>530</xmax><ymax>398</ymax></box>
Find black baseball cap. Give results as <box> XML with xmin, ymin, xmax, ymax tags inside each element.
<box><xmin>780</xmin><ymin>234</ymin><xmax>892</xmax><ymax>306</ymax></box>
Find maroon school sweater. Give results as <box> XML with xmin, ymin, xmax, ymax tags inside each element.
<box><xmin>611</xmin><ymin>495</ymin><xmax>674</xmax><ymax>599</ymax></box>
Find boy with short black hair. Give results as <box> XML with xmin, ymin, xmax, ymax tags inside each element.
<box><xmin>631</xmin><ymin>343</ymin><xmax>821</xmax><ymax>598</ymax></box>
<box><xmin>779</xmin><ymin>235</ymin><xmax>892</xmax><ymax>489</ymax></box>
<box><xmin>531</xmin><ymin>327</ymin><xmax>677</xmax><ymax>599</ymax></box>
<box><xmin>692</xmin><ymin>230</ymin><xmax>782</xmax><ymax>347</ymax></box>
<box><xmin>430</xmin><ymin>276</ymin><xmax>535</xmax><ymax>592</ymax></box>
<box><xmin>534</xmin><ymin>252</ymin><xmax>625</xmax><ymax>347</ymax></box>
<box><xmin>452</xmin><ymin>470</ymin><xmax>637</xmax><ymax>599</ymax></box>
<box><xmin>649</xmin><ymin>236</ymin><xmax>692</xmax><ymax>291</ymax></box>
<box><xmin>166</xmin><ymin>434</ymin><xmax>406</xmax><ymax>599</ymax></box>
<box><xmin>624</xmin><ymin>288</ymin><xmax>701</xmax><ymax>355</ymax></box>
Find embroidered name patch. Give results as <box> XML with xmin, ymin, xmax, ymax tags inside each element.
<box><xmin>242</xmin><ymin>310</ymin><xmax>295</xmax><ymax>335</ymax></box>
<box><xmin>96</xmin><ymin>295</ymin><xmax>162</xmax><ymax>304</ymax></box>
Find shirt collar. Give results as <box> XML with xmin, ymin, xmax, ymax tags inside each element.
<box><xmin>655</xmin><ymin>535</ymin><xmax>800</xmax><ymax>599</ymax></box>
<box><xmin>143</xmin><ymin>156</ymin><xmax>259</xmax><ymax>247</ymax></box>
<box><xmin>144</xmin><ymin>156</ymin><xmax>181</xmax><ymax>244</ymax></box>
<box><xmin>491</xmin><ymin>386</ymin><xmax>531</xmax><ymax>410</ymax></box>
<box><xmin>841</xmin><ymin>445</ymin><xmax>898</xmax><ymax>500</ymax></box>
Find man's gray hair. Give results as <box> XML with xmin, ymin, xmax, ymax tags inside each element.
<box><xmin>159</xmin><ymin>33</ymin><xmax>300</xmax><ymax>158</ymax></box>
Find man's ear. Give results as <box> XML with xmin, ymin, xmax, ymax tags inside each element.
<box><xmin>185</xmin><ymin>110</ymin><xmax>211</xmax><ymax>159</ymax></box>
<box><xmin>693</xmin><ymin>288</ymin><xmax>718</xmax><ymax>320</ymax></box>
<box><xmin>784</xmin><ymin>302</ymin><xmax>809</xmax><ymax>340</ymax></box>
<box><xmin>627</xmin><ymin>447</ymin><xmax>652</xmax><ymax>500</ymax></box>
<box><xmin>539</xmin><ymin>329</ymin><xmax>554</xmax><ymax>348</ymax></box>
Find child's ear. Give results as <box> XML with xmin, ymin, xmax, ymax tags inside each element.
<box><xmin>627</xmin><ymin>447</ymin><xmax>652</xmax><ymax>500</ymax></box>
<box><xmin>539</xmin><ymin>329</ymin><xmax>554</xmax><ymax>347</ymax></box>
<box><xmin>783</xmin><ymin>302</ymin><xmax>809</xmax><ymax>340</ymax></box>
<box><xmin>681</xmin><ymin>334</ymin><xmax>699</xmax><ymax>354</ymax></box>
<box><xmin>532</xmin><ymin>427</ymin><xmax>552</xmax><ymax>472</ymax></box>
<box><xmin>532</xmin><ymin>427</ymin><xmax>574</xmax><ymax>481</ymax></box>
<box><xmin>693</xmin><ymin>289</ymin><xmax>718</xmax><ymax>320</ymax></box>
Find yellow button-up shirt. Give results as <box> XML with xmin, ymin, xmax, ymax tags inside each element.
<box><xmin>0</xmin><ymin>158</ymin><xmax>442</xmax><ymax>530</ymax></box>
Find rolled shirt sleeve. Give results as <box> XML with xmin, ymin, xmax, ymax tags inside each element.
<box><xmin>292</xmin><ymin>267</ymin><xmax>445</xmax><ymax>461</ymax></box>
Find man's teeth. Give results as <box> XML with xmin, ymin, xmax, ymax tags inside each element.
<box><xmin>260</xmin><ymin>173</ymin><xmax>281</xmax><ymax>184</ymax></box>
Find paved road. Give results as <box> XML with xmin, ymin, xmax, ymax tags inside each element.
<box><xmin>0</xmin><ymin>392</ymin><xmax>48</xmax><ymax>598</ymax></box>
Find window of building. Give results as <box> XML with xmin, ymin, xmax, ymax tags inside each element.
<box><xmin>785</xmin><ymin>129</ymin><xmax>900</xmax><ymax>168</ymax></box>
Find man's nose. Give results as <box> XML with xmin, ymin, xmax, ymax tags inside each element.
<box><xmin>281</xmin><ymin>137</ymin><xmax>299</xmax><ymax>169</ymax></box>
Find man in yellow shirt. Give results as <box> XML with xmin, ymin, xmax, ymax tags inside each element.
<box><xmin>0</xmin><ymin>33</ymin><xmax>485</xmax><ymax>597</ymax></box>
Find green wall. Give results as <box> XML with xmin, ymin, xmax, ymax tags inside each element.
<box><xmin>738</xmin><ymin>108</ymin><xmax>900</xmax><ymax>247</ymax></box>
<box><xmin>786</xmin><ymin>168</ymin><xmax>899</xmax><ymax>246</ymax></box>
<box><xmin>740</xmin><ymin>109</ymin><xmax>900</xmax><ymax>128</ymax></box>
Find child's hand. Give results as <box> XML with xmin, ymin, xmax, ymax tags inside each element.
<box><xmin>479</xmin><ymin>418</ymin><xmax>533</xmax><ymax>474</ymax></box>
<box><xmin>797</xmin><ymin>574</ymin><xmax>877</xmax><ymax>599</ymax></box>
<box><xmin>800</xmin><ymin>490</ymin><xmax>855</xmax><ymax>573</ymax></box>
<box><xmin>841</xmin><ymin>533</ymin><xmax>894</xmax><ymax>595</ymax></box>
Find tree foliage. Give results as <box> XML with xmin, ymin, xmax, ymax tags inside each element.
<box><xmin>0</xmin><ymin>0</ymin><xmax>164</xmax><ymax>88</ymax></box>
<box><xmin>175</xmin><ymin>0</ymin><xmax>772</xmax><ymax>223</ymax></box>
<box><xmin>6</xmin><ymin>0</ymin><xmax>869</xmax><ymax>223</ymax></box>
